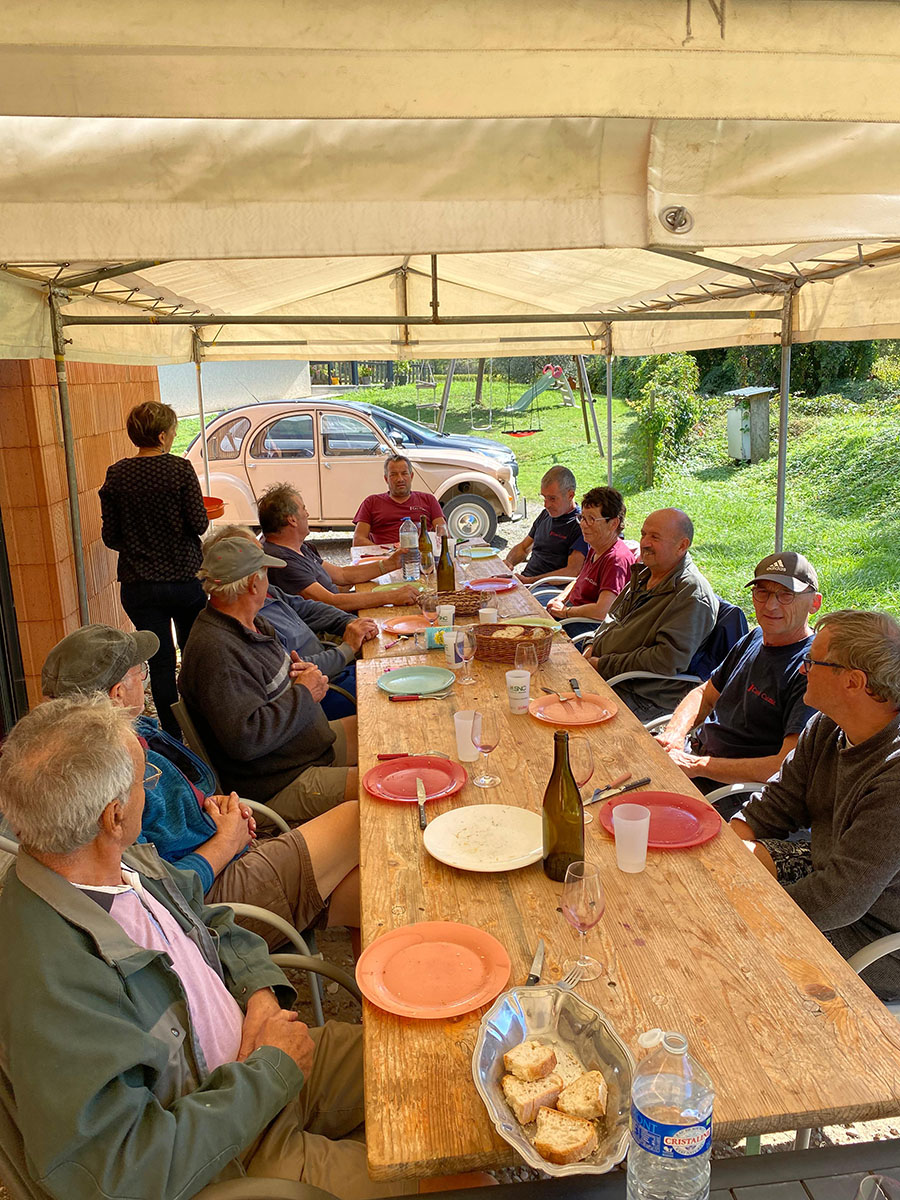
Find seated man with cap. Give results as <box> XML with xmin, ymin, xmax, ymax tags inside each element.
<box><xmin>205</xmin><ymin>522</ymin><xmax>380</xmax><ymax>721</ymax></box>
<box><xmin>656</xmin><ymin>552</ymin><xmax>821</xmax><ymax>809</ymax></box>
<box><xmin>180</xmin><ymin>536</ymin><xmax>359</xmax><ymax>824</ymax></box>
<box><xmin>39</xmin><ymin>623</ymin><xmax>361</xmax><ymax>950</ymax></box>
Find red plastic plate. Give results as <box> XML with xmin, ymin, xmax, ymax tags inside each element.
<box><xmin>598</xmin><ymin>791</ymin><xmax>722</xmax><ymax>849</ymax></box>
<box><xmin>362</xmin><ymin>755</ymin><xmax>467</xmax><ymax>803</ymax></box>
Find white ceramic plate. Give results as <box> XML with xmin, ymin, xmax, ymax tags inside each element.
<box><xmin>423</xmin><ymin>805</ymin><xmax>543</xmax><ymax>872</ymax></box>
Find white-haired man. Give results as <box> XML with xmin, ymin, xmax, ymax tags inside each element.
<box><xmin>732</xmin><ymin>609</ymin><xmax>900</xmax><ymax>1001</ymax></box>
<box><xmin>180</xmin><ymin>537</ymin><xmax>358</xmax><ymax>823</ymax></box>
<box><xmin>40</xmin><ymin>623</ymin><xmax>360</xmax><ymax>950</ymax></box>
<box><xmin>0</xmin><ymin>694</ymin><xmax>424</xmax><ymax>1198</ymax></box>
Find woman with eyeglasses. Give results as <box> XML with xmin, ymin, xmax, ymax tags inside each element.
<box><xmin>544</xmin><ymin>486</ymin><xmax>635</xmax><ymax>626</ymax></box>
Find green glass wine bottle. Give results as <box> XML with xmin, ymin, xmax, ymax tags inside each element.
<box><xmin>542</xmin><ymin>730</ymin><xmax>585</xmax><ymax>881</ymax></box>
<box><xmin>418</xmin><ymin>517</ymin><xmax>434</xmax><ymax>575</ymax></box>
<box><xmin>436</xmin><ymin>534</ymin><xmax>456</xmax><ymax>592</ymax></box>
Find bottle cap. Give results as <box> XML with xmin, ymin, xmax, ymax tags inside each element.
<box><xmin>637</xmin><ymin>1028</ymin><xmax>663</xmax><ymax>1050</ymax></box>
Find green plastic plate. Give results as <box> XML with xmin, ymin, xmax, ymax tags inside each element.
<box><xmin>376</xmin><ymin>665</ymin><xmax>456</xmax><ymax>695</ymax></box>
<box><xmin>370</xmin><ymin>578</ymin><xmax>428</xmax><ymax>593</ymax></box>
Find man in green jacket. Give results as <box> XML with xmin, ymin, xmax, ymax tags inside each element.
<box><xmin>584</xmin><ymin>507</ymin><xmax>718</xmax><ymax>720</ymax></box>
<box><xmin>0</xmin><ymin>694</ymin><xmax>410</xmax><ymax>1200</ymax></box>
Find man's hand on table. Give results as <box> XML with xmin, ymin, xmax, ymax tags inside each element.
<box><xmin>664</xmin><ymin>747</ymin><xmax>710</xmax><ymax>779</ymax></box>
<box><xmin>203</xmin><ymin>792</ymin><xmax>255</xmax><ymax>854</ymax></box>
<box><xmin>546</xmin><ymin>597</ymin><xmax>567</xmax><ymax>618</ymax></box>
<box><xmin>343</xmin><ymin>618</ymin><xmax>379</xmax><ymax>652</ymax></box>
<box><xmin>383</xmin><ymin>584</ymin><xmax>420</xmax><ymax>606</ymax></box>
<box><xmin>582</xmin><ymin>646</ymin><xmax>599</xmax><ymax>669</ymax></box>
<box><xmin>289</xmin><ymin>654</ymin><xmax>329</xmax><ymax>701</ymax></box>
<box><xmin>383</xmin><ymin>548</ymin><xmax>404</xmax><ymax>573</ymax></box>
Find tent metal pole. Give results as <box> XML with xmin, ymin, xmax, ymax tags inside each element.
<box><xmin>774</xmin><ymin>288</ymin><xmax>796</xmax><ymax>553</ymax></box>
<box><xmin>48</xmin><ymin>289</ymin><xmax>89</xmax><ymax>624</ymax></box>
<box><xmin>603</xmin><ymin>324</ymin><xmax>614</xmax><ymax>485</ymax></box>
<box><xmin>576</xmin><ymin>356</ymin><xmax>603</xmax><ymax>460</ymax></box>
<box><xmin>192</xmin><ymin>332</ymin><xmax>211</xmax><ymax>497</ymax></box>
<box><xmin>437</xmin><ymin>359</ymin><xmax>456</xmax><ymax>433</ymax></box>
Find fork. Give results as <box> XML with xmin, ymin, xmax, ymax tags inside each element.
<box><xmin>541</xmin><ymin>687</ymin><xmax>576</xmax><ymax>705</ymax></box>
<box><xmin>556</xmin><ymin>965</ymin><xmax>583</xmax><ymax>991</ymax></box>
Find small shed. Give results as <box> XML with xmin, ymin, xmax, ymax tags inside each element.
<box><xmin>724</xmin><ymin>386</ymin><xmax>777</xmax><ymax>464</ymax></box>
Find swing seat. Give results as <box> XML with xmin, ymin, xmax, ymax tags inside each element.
<box><xmin>504</xmin><ymin>429</ymin><xmax>540</xmax><ymax>437</ymax></box>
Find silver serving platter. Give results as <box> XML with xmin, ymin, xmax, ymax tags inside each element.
<box><xmin>472</xmin><ymin>984</ymin><xmax>635</xmax><ymax>1176</ymax></box>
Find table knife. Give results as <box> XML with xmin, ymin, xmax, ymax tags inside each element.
<box><xmin>587</xmin><ymin>775</ymin><xmax>652</xmax><ymax>805</ymax></box>
<box><xmin>376</xmin><ymin>751</ymin><xmax>450</xmax><ymax>760</ymax></box>
<box><xmin>568</xmin><ymin>677</ymin><xmax>583</xmax><ymax>698</ymax></box>
<box><xmin>416</xmin><ymin>777</ymin><xmax>428</xmax><ymax>830</ymax></box>
<box><xmin>525</xmin><ymin>938</ymin><xmax>545</xmax><ymax>986</ymax></box>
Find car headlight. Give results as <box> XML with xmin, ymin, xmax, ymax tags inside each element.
<box><xmin>497</xmin><ymin>465</ymin><xmax>511</xmax><ymax>483</ymax></box>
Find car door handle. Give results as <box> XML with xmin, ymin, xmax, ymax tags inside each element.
<box><xmin>323</xmin><ymin>462</ymin><xmax>332</xmax><ymax>469</ymax></box>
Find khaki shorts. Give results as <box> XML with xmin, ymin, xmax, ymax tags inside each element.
<box><xmin>269</xmin><ymin>720</ymin><xmax>356</xmax><ymax>824</ymax></box>
<box><xmin>244</xmin><ymin>1021</ymin><xmax>415</xmax><ymax>1199</ymax></box>
<box><xmin>206</xmin><ymin>828</ymin><xmax>326</xmax><ymax>948</ymax></box>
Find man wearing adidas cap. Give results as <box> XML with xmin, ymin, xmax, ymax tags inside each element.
<box><xmin>657</xmin><ymin>551</ymin><xmax>821</xmax><ymax>810</ymax></box>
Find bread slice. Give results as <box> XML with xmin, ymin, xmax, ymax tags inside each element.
<box><xmin>533</xmin><ymin>1106</ymin><xmax>598</xmax><ymax>1165</ymax></box>
<box><xmin>557</xmin><ymin>1070</ymin><xmax>608</xmax><ymax>1120</ymax></box>
<box><xmin>503</xmin><ymin>1039</ymin><xmax>558</xmax><ymax>1081</ymax></box>
<box><xmin>501</xmin><ymin>1072</ymin><xmax>563</xmax><ymax>1125</ymax></box>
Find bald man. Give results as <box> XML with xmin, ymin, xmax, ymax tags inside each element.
<box><xmin>584</xmin><ymin>508</ymin><xmax>718</xmax><ymax>720</ymax></box>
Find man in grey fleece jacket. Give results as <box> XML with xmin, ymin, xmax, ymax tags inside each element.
<box><xmin>733</xmin><ymin>609</ymin><xmax>900</xmax><ymax>1001</ymax></box>
<box><xmin>584</xmin><ymin>508</ymin><xmax>718</xmax><ymax>719</ymax></box>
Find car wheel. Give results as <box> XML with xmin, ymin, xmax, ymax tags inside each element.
<box><xmin>443</xmin><ymin>494</ymin><xmax>497</xmax><ymax>540</ymax></box>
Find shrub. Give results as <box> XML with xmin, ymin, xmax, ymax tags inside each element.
<box><xmin>629</xmin><ymin>353</ymin><xmax>703</xmax><ymax>484</ymax></box>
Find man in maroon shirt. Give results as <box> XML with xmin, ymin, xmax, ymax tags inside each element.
<box><xmin>352</xmin><ymin>454</ymin><xmax>448</xmax><ymax>546</ymax></box>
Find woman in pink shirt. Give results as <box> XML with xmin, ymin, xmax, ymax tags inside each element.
<box><xmin>546</xmin><ymin>486</ymin><xmax>635</xmax><ymax>622</ymax></box>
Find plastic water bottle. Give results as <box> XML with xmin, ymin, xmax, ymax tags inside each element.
<box><xmin>399</xmin><ymin>517</ymin><xmax>420</xmax><ymax>581</ymax></box>
<box><xmin>626</xmin><ymin>1030</ymin><xmax>714</xmax><ymax>1200</ymax></box>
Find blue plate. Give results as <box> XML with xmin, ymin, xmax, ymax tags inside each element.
<box><xmin>376</xmin><ymin>665</ymin><xmax>456</xmax><ymax>695</ymax></box>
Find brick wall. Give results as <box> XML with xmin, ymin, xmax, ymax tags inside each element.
<box><xmin>0</xmin><ymin>359</ymin><xmax>161</xmax><ymax>705</ymax></box>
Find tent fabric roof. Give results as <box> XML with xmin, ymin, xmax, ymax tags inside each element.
<box><xmin>3</xmin><ymin>2</ymin><xmax>900</xmax><ymax>365</ymax></box>
<box><xmin>3</xmin><ymin>0</ymin><xmax>900</xmax><ymax>122</ymax></box>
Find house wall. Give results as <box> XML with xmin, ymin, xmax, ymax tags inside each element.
<box><xmin>0</xmin><ymin>359</ymin><xmax>160</xmax><ymax>706</ymax></box>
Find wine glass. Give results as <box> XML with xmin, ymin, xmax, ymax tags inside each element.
<box><xmin>568</xmin><ymin>737</ymin><xmax>595</xmax><ymax>825</ymax></box>
<box><xmin>419</xmin><ymin>591</ymin><xmax>439</xmax><ymax>625</ymax></box>
<box><xmin>459</xmin><ymin>627</ymin><xmax>478</xmax><ymax>685</ymax></box>
<box><xmin>470</xmin><ymin>710</ymin><xmax>501</xmax><ymax>787</ymax></box>
<box><xmin>514</xmin><ymin>642</ymin><xmax>539</xmax><ymax>677</ymax></box>
<box><xmin>560</xmin><ymin>861</ymin><xmax>605</xmax><ymax>981</ymax></box>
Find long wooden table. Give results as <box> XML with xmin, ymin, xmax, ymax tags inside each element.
<box><xmin>355</xmin><ymin>550</ymin><xmax>900</xmax><ymax>1181</ymax></box>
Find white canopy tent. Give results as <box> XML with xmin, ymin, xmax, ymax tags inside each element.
<box><xmin>3</xmin><ymin>0</ymin><xmax>900</xmax><ymax>615</ymax></box>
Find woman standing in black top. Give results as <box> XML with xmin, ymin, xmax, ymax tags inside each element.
<box><xmin>100</xmin><ymin>401</ymin><xmax>209</xmax><ymax>739</ymax></box>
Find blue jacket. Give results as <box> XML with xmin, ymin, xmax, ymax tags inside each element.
<box><xmin>260</xmin><ymin>583</ymin><xmax>354</xmax><ymax>678</ymax></box>
<box><xmin>135</xmin><ymin>715</ymin><xmax>230</xmax><ymax>895</ymax></box>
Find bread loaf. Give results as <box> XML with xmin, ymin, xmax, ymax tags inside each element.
<box><xmin>500</xmin><ymin>1072</ymin><xmax>563</xmax><ymax>1125</ymax></box>
<box><xmin>502</xmin><ymin>1039</ymin><xmax>557</xmax><ymax>1081</ymax></box>
<box><xmin>557</xmin><ymin>1071</ymin><xmax>608</xmax><ymax>1120</ymax></box>
<box><xmin>533</xmin><ymin>1106</ymin><xmax>598</xmax><ymax>1165</ymax></box>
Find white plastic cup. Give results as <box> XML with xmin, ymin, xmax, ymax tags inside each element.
<box><xmin>437</xmin><ymin>604</ymin><xmax>455</xmax><ymax>626</ymax></box>
<box><xmin>505</xmin><ymin>669</ymin><xmax>531</xmax><ymax>714</ymax></box>
<box><xmin>453</xmin><ymin>710</ymin><xmax>480</xmax><ymax>762</ymax></box>
<box><xmin>612</xmin><ymin>803</ymin><xmax>651</xmax><ymax>873</ymax></box>
<box><xmin>479</xmin><ymin>607</ymin><xmax>499</xmax><ymax>624</ymax></box>
<box><xmin>444</xmin><ymin>628</ymin><xmax>464</xmax><ymax>669</ymax></box>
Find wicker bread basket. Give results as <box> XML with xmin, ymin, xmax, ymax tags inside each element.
<box><xmin>433</xmin><ymin>589</ymin><xmax>484</xmax><ymax>615</ymax></box>
<box><xmin>473</xmin><ymin>622</ymin><xmax>554</xmax><ymax>665</ymax></box>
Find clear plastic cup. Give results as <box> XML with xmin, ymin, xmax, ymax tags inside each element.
<box><xmin>505</xmin><ymin>668</ymin><xmax>530</xmax><ymax>714</ymax></box>
<box><xmin>444</xmin><ymin>629</ymin><xmax>464</xmax><ymax>669</ymax></box>
<box><xmin>436</xmin><ymin>604</ymin><xmax>455</xmax><ymax>626</ymax></box>
<box><xmin>453</xmin><ymin>710</ymin><xmax>480</xmax><ymax>762</ymax></box>
<box><xmin>478</xmin><ymin>607</ymin><xmax>499</xmax><ymax>624</ymax></box>
<box><xmin>612</xmin><ymin>803</ymin><xmax>651</xmax><ymax>873</ymax></box>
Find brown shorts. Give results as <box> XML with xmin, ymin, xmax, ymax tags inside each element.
<box><xmin>206</xmin><ymin>828</ymin><xmax>326</xmax><ymax>948</ymax></box>
<box><xmin>268</xmin><ymin>719</ymin><xmax>356</xmax><ymax>823</ymax></box>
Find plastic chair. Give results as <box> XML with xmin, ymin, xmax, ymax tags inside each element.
<box><xmin>848</xmin><ymin>935</ymin><xmax>900</xmax><ymax>1018</ymax></box>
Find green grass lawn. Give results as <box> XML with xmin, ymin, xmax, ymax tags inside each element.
<box><xmin>173</xmin><ymin>376</ymin><xmax>900</xmax><ymax>617</ymax></box>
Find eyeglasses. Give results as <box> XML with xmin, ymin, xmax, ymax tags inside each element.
<box><xmin>577</xmin><ymin>513</ymin><xmax>619</xmax><ymax>529</ymax></box>
<box><xmin>139</xmin><ymin>662</ymin><xmax>149</xmax><ymax>681</ymax></box>
<box><xmin>750</xmin><ymin>585</ymin><xmax>811</xmax><ymax>606</ymax></box>
<box><xmin>143</xmin><ymin>762</ymin><xmax>162</xmax><ymax>791</ymax></box>
<box><xmin>799</xmin><ymin>653</ymin><xmax>846</xmax><ymax>674</ymax></box>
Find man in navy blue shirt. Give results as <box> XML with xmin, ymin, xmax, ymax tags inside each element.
<box><xmin>503</xmin><ymin>465</ymin><xmax>587</xmax><ymax>583</ymax></box>
<box><xmin>656</xmin><ymin>552</ymin><xmax>822</xmax><ymax>805</ymax></box>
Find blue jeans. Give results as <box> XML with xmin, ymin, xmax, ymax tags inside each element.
<box><xmin>120</xmin><ymin>578</ymin><xmax>206</xmax><ymax>740</ymax></box>
<box><xmin>321</xmin><ymin>664</ymin><xmax>357</xmax><ymax>720</ymax></box>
